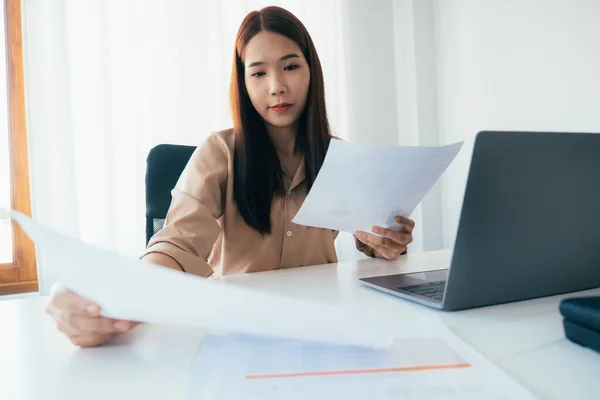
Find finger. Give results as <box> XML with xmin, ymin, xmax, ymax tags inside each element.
<box><xmin>370</xmin><ymin>226</ymin><xmax>412</xmax><ymax>244</ymax></box>
<box><xmin>355</xmin><ymin>231</ymin><xmax>394</xmax><ymax>254</ymax></box>
<box><xmin>395</xmin><ymin>216</ymin><xmax>415</xmax><ymax>233</ymax></box>
<box><xmin>71</xmin><ymin>333</ymin><xmax>119</xmax><ymax>348</ymax></box>
<box><xmin>50</xmin><ymin>289</ymin><xmax>101</xmax><ymax>318</ymax></box>
<box><xmin>57</xmin><ymin>320</ymin><xmax>83</xmax><ymax>338</ymax></box>
<box><xmin>356</xmin><ymin>230</ymin><xmax>410</xmax><ymax>258</ymax></box>
<box><xmin>401</xmin><ymin>225</ymin><xmax>413</xmax><ymax>235</ymax></box>
<box><xmin>49</xmin><ymin>282</ymin><xmax>100</xmax><ymax>315</ymax></box>
<box><xmin>57</xmin><ymin>318</ymin><xmax>135</xmax><ymax>344</ymax></box>
<box><xmin>358</xmin><ymin>235</ymin><xmax>400</xmax><ymax>260</ymax></box>
<box><xmin>47</xmin><ymin>291</ymin><xmax>135</xmax><ymax>334</ymax></box>
<box><xmin>373</xmin><ymin>226</ymin><xmax>413</xmax><ymax>247</ymax></box>
<box><xmin>356</xmin><ymin>230</ymin><xmax>396</xmax><ymax>248</ymax></box>
<box><xmin>60</xmin><ymin>313</ymin><xmax>132</xmax><ymax>334</ymax></box>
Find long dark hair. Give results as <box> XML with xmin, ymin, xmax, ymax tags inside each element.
<box><xmin>230</xmin><ymin>6</ymin><xmax>332</xmax><ymax>235</ymax></box>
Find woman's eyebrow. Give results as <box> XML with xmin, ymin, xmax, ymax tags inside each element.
<box><xmin>280</xmin><ymin>53</ymin><xmax>300</xmax><ymax>61</ymax></box>
<box><xmin>247</xmin><ymin>53</ymin><xmax>300</xmax><ymax>68</ymax></box>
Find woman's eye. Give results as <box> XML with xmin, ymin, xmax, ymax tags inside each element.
<box><xmin>284</xmin><ymin>64</ymin><xmax>299</xmax><ymax>71</ymax></box>
<box><xmin>251</xmin><ymin>71</ymin><xmax>265</xmax><ymax>77</ymax></box>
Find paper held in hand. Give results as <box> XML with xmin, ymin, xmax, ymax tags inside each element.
<box><xmin>8</xmin><ymin>209</ymin><xmax>393</xmax><ymax>349</ymax></box>
<box><xmin>292</xmin><ymin>140</ymin><xmax>464</xmax><ymax>233</ymax></box>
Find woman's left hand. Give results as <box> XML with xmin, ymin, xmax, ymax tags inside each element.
<box><xmin>355</xmin><ymin>216</ymin><xmax>415</xmax><ymax>260</ymax></box>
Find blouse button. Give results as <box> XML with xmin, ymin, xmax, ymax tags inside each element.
<box><xmin>287</xmin><ymin>231</ymin><xmax>293</xmax><ymax>237</ymax></box>
<box><xmin>287</xmin><ymin>190</ymin><xmax>292</xmax><ymax>196</ymax></box>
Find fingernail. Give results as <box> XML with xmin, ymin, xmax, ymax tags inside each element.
<box><xmin>395</xmin><ymin>216</ymin><xmax>403</xmax><ymax>223</ymax></box>
<box><xmin>84</xmin><ymin>304</ymin><xmax>98</xmax><ymax>314</ymax></box>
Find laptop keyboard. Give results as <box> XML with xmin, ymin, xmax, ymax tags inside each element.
<box><xmin>399</xmin><ymin>280</ymin><xmax>446</xmax><ymax>301</ymax></box>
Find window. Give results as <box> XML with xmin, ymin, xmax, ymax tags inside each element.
<box><xmin>0</xmin><ymin>0</ymin><xmax>37</xmax><ymax>295</ymax></box>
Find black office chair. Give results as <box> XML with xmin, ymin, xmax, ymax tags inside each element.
<box><xmin>145</xmin><ymin>144</ymin><xmax>197</xmax><ymax>246</ymax></box>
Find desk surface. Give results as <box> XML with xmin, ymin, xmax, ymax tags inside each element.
<box><xmin>1</xmin><ymin>250</ymin><xmax>599</xmax><ymax>400</ymax></box>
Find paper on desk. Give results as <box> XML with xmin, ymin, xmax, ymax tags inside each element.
<box><xmin>292</xmin><ymin>140</ymin><xmax>463</xmax><ymax>234</ymax></box>
<box><xmin>9</xmin><ymin>209</ymin><xmax>393</xmax><ymax>349</ymax></box>
<box><xmin>186</xmin><ymin>322</ymin><xmax>536</xmax><ymax>400</ymax></box>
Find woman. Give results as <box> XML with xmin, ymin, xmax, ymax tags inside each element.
<box><xmin>46</xmin><ymin>6</ymin><xmax>415</xmax><ymax>347</ymax></box>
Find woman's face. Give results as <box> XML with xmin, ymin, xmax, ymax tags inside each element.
<box><xmin>243</xmin><ymin>31</ymin><xmax>310</xmax><ymax>131</ymax></box>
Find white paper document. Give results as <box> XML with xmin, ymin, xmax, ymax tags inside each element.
<box><xmin>9</xmin><ymin>209</ymin><xmax>393</xmax><ymax>348</ymax></box>
<box><xmin>292</xmin><ymin>140</ymin><xmax>463</xmax><ymax>233</ymax></box>
<box><xmin>186</xmin><ymin>322</ymin><xmax>535</xmax><ymax>400</ymax></box>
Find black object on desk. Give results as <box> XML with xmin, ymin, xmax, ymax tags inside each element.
<box><xmin>559</xmin><ymin>296</ymin><xmax>600</xmax><ymax>354</ymax></box>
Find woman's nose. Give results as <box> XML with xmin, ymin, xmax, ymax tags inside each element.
<box><xmin>270</xmin><ymin>75</ymin><xmax>287</xmax><ymax>96</ymax></box>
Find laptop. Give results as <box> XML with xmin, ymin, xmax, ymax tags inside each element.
<box><xmin>360</xmin><ymin>131</ymin><xmax>600</xmax><ymax>311</ymax></box>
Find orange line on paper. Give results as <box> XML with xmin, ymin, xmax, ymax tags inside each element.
<box><xmin>245</xmin><ymin>362</ymin><xmax>472</xmax><ymax>380</ymax></box>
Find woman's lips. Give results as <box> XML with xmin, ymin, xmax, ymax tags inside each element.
<box><xmin>270</xmin><ymin>104</ymin><xmax>293</xmax><ymax>113</ymax></box>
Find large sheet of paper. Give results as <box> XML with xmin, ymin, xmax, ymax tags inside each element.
<box><xmin>185</xmin><ymin>322</ymin><xmax>535</xmax><ymax>399</ymax></box>
<box><xmin>8</xmin><ymin>209</ymin><xmax>393</xmax><ymax>348</ymax></box>
<box><xmin>292</xmin><ymin>140</ymin><xmax>463</xmax><ymax>233</ymax></box>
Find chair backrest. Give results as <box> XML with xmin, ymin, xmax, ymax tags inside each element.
<box><xmin>145</xmin><ymin>144</ymin><xmax>197</xmax><ymax>245</ymax></box>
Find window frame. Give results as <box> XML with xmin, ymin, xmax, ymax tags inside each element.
<box><xmin>0</xmin><ymin>0</ymin><xmax>37</xmax><ymax>296</ymax></box>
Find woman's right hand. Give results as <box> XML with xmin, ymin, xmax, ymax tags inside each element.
<box><xmin>46</xmin><ymin>284</ymin><xmax>139</xmax><ymax>347</ymax></box>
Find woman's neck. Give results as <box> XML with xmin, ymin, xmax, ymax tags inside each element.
<box><xmin>266</xmin><ymin>123</ymin><xmax>298</xmax><ymax>158</ymax></box>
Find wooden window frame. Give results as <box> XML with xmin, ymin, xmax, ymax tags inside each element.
<box><xmin>0</xmin><ymin>0</ymin><xmax>37</xmax><ymax>295</ymax></box>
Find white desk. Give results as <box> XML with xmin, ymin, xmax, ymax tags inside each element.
<box><xmin>1</xmin><ymin>250</ymin><xmax>599</xmax><ymax>400</ymax></box>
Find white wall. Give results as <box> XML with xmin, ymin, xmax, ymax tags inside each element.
<box><xmin>434</xmin><ymin>0</ymin><xmax>600</xmax><ymax>248</ymax></box>
<box><xmin>342</xmin><ymin>0</ymin><xmax>399</xmax><ymax>147</ymax></box>
<box><xmin>340</xmin><ymin>0</ymin><xmax>600</xmax><ymax>254</ymax></box>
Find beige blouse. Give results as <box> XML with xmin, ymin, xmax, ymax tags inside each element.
<box><xmin>141</xmin><ymin>128</ymin><xmax>373</xmax><ymax>277</ymax></box>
